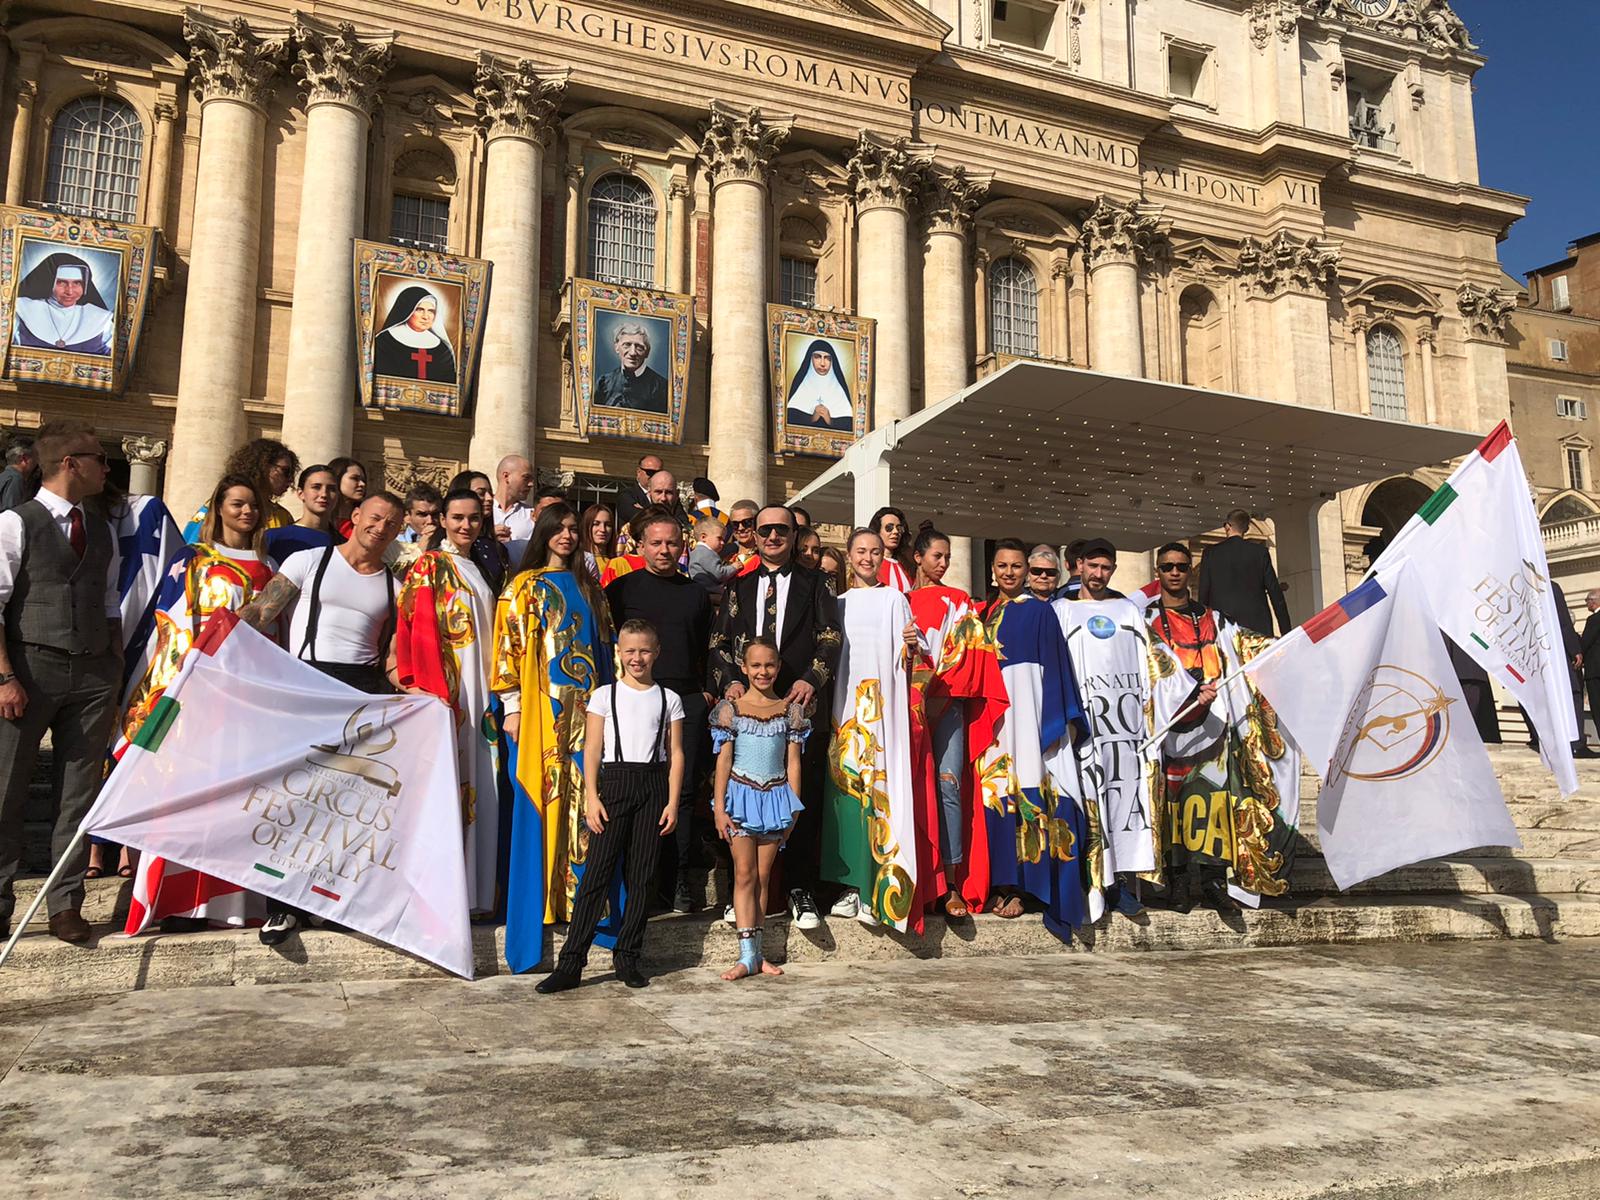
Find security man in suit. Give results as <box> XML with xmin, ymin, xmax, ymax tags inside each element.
<box><xmin>1197</xmin><ymin>509</ymin><xmax>1291</xmax><ymax>637</ymax></box>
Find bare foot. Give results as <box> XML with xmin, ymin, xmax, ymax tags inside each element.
<box><xmin>759</xmin><ymin>960</ymin><xmax>783</xmax><ymax>976</ymax></box>
<box><xmin>721</xmin><ymin>962</ymin><xmax>751</xmax><ymax>981</ymax></box>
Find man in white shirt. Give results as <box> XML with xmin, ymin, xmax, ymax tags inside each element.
<box><xmin>0</xmin><ymin>420</ymin><xmax>122</xmax><ymax>944</ymax></box>
<box><xmin>492</xmin><ymin>454</ymin><xmax>535</xmax><ymax>563</ymax></box>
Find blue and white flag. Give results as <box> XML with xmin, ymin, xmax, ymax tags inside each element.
<box><xmin>114</xmin><ymin>493</ymin><xmax>186</xmax><ymax>698</ymax></box>
<box><xmin>1244</xmin><ymin>561</ymin><xmax>1518</xmax><ymax>889</ymax></box>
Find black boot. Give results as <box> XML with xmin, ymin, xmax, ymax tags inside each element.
<box><xmin>535</xmin><ymin>966</ymin><xmax>583</xmax><ymax>994</ymax></box>
<box><xmin>613</xmin><ymin>957</ymin><xmax>649</xmax><ymax>989</ymax></box>
<box><xmin>1201</xmin><ymin>875</ymin><xmax>1241</xmax><ymax>914</ymax></box>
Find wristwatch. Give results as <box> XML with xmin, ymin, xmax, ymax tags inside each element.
<box><xmin>0</xmin><ymin>672</ymin><xmax>15</xmax><ymax>685</ymax></box>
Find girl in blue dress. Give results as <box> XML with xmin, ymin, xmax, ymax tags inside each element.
<box><xmin>712</xmin><ymin>636</ymin><xmax>809</xmax><ymax>981</ymax></box>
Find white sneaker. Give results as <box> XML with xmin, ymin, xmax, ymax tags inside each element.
<box><xmin>790</xmin><ymin>888</ymin><xmax>823</xmax><ymax>931</ymax></box>
<box><xmin>723</xmin><ymin>903</ymin><xmax>736</xmax><ymax>925</ymax></box>
<box><xmin>829</xmin><ymin>890</ymin><xmax>860</xmax><ymax>919</ymax></box>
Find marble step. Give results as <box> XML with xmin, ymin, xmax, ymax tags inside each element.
<box><xmin>3</xmin><ymin>892</ymin><xmax>1597</xmax><ymax>1002</ymax></box>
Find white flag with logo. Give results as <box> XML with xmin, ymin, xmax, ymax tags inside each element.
<box><xmin>86</xmin><ymin>610</ymin><xmax>473</xmax><ymax>977</ymax></box>
<box><xmin>1372</xmin><ymin>421</ymin><xmax>1578</xmax><ymax>796</ymax></box>
<box><xmin>1244</xmin><ymin>561</ymin><xmax>1518</xmax><ymax>890</ymax></box>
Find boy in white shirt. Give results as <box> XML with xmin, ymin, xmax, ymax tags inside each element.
<box><xmin>537</xmin><ymin>618</ymin><xmax>684</xmax><ymax>992</ymax></box>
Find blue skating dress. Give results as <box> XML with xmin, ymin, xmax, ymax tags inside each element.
<box><xmin>711</xmin><ymin>699</ymin><xmax>810</xmax><ymax>840</ymax></box>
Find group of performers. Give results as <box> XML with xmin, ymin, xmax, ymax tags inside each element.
<box><xmin>106</xmin><ymin>439</ymin><xmax>1302</xmax><ymax>978</ymax></box>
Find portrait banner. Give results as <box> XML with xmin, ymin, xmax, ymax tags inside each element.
<box><xmin>354</xmin><ymin>240</ymin><xmax>490</xmax><ymax>418</ymax></box>
<box><xmin>572</xmin><ymin>278</ymin><xmax>693</xmax><ymax>444</ymax></box>
<box><xmin>767</xmin><ymin>304</ymin><xmax>874</xmax><ymax>458</ymax></box>
<box><xmin>0</xmin><ymin>206</ymin><xmax>159</xmax><ymax>394</ymax></box>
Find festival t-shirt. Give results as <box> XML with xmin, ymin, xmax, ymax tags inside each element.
<box><xmin>278</xmin><ymin>546</ymin><xmax>394</xmax><ymax>666</ymax></box>
<box><xmin>587</xmin><ymin>682</ymin><xmax>684</xmax><ymax>764</ymax></box>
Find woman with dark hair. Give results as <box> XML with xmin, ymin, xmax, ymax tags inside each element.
<box><xmin>448</xmin><ymin>469</ymin><xmax>509</xmax><ymax>594</ymax></box>
<box><xmin>794</xmin><ymin>526</ymin><xmax>822</xmax><ymax>571</ymax></box>
<box><xmin>967</xmin><ymin>536</ymin><xmax>1089</xmax><ymax>930</ymax></box>
<box><xmin>326</xmin><ymin>456</ymin><xmax>367</xmax><ymax>538</ymax></box>
<box><xmin>869</xmin><ymin>506</ymin><xmax>913</xmax><ymax>591</ymax></box>
<box><xmin>785</xmin><ymin>338</ymin><xmax>853</xmax><ymax>430</ymax></box>
<box><xmin>491</xmin><ymin>501</ymin><xmax>616</xmax><ymax>972</ymax></box>
<box><xmin>394</xmin><ymin>488</ymin><xmax>501</xmax><ymax>917</ymax></box>
<box><xmin>818</xmin><ymin>546</ymin><xmax>847</xmax><ymax>596</ymax></box>
<box><xmin>265</xmin><ymin>464</ymin><xmax>341</xmax><ymax>561</ymax></box>
<box><xmin>906</xmin><ymin>525</ymin><xmax>1008</xmax><ymax>922</ymax></box>
<box><xmin>373</xmin><ymin>285</ymin><xmax>457</xmax><ymax>384</ymax></box>
<box><xmin>120</xmin><ymin>473</ymin><xmax>279</xmax><ymax>933</ymax></box>
<box><xmin>578</xmin><ymin>502</ymin><xmax>618</xmax><ymax>584</ymax></box>
<box><xmin>182</xmin><ymin>438</ymin><xmax>299</xmax><ymax>541</ymax></box>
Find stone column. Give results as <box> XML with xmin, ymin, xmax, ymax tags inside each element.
<box><xmin>849</xmin><ymin>132</ymin><xmax>932</xmax><ymax>426</ymax></box>
<box><xmin>921</xmin><ymin>164</ymin><xmax>989</xmax><ymax>594</ymax></box>
<box><xmin>1456</xmin><ymin>283</ymin><xmax>1516</xmax><ymax>430</ymax></box>
<box><xmin>1051</xmin><ymin>257</ymin><xmax>1071</xmax><ymax>361</ymax></box>
<box><xmin>1235</xmin><ymin>231</ymin><xmax>1340</xmax><ymax>410</ymax></box>
<box><xmin>468</xmin><ymin>55</ymin><xmax>569</xmax><ymax>471</ymax></box>
<box><xmin>699</xmin><ymin>101</ymin><xmax>793</xmax><ymax>504</ymax></box>
<box><xmin>1419</xmin><ymin>326</ymin><xmax>1438</xmax><ymax>425</ymax></box>
<box><xmin>972</xmin><ymin>248</ymin><xmax>990</xmax><ymax>358</ymax></box>
<box><xmin>122</xmin><ymin>435</ymin><xmax>169</xmax><ymax>497</ymax></box>
<box><xmin>667</xmin><ymin>176</ymin><xmax>690</xmax><ymax>294</ymax></box>
<box><xmin>1270</xmin><ymin>497</ymin><xmax>1346</xmax><ymax>623</ymax></box>
<box><xmin>145</xmin><ymin>96</ymin><xmax>179</xmax><ymax>229</ymax></box>
<box><xmin>165</xmin><ymin>12</ymin><xmax>288</xmax><ymax>520</ymax></box>
<box><xmin>1080</xmin><ymin>196</ymin><xmax>1162</xmax><ymax>378</ymax></box>
<box><xmin>280</xmin><ymin>17</ymin><xmax>393</xmax><ymax>470</ymax></box>
<box><xmin>562</xmin><ymin>162</ymin><xmax>583</xmax><ymax>281</ymax></box>
<box><xmin>4</xmin><ymin>76</ymin><xmax>36</xmax><ymax>205</ymax></box>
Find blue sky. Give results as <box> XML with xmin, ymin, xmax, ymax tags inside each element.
<box><xmin>1454</xmin><ymin>0</ymin><xmax>1600</xmax><ymax>280</ymax></box>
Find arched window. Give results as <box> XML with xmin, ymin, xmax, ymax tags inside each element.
<box><xmin>988</xmin><ymin>256</ymin><xmax>1038</xmax><ymax>358</ymax></box>
<box><xmin>587</xmin><ymin>173</ymin><xmax>656</xmax><ymax>288</ymax></box>
<box><xmin>1179</xmin><ymin>286</ymin><xmax>1224</xmax><ymax>390</ymax></box>
<box><xmin>1366</xmin><ymin>325</ymin><xmax>1407</xmax><ymax>421</ymax></box>
<box><xmin>43</xmin><ymin>95</ymin><xmax>144</xmax><ymax>222</ymax></box>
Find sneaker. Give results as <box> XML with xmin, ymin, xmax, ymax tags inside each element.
<box><xmin>829</xmin><ymin>890</ymin><xmax>860</xmax><ymax>919</ymax></box>
<box><xmin>258</xmin><ymin>910</ymin><xmax>299</xmax><ymax>947</ymax></box>
<box><xmin>789</xmin><ymin>888</ymin><xmax>822</xmax><ymax>931</ymax></box>
<box><xmin>723</xmin><ymin>903</ymin><xmax>736</xmax><ymax>925</ymax></box>
<box><xmin>672</xmin><ymin>878</ymin><xmax>694</xmax><ymax>914</ymax></box>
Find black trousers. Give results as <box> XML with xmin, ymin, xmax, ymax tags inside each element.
<box><xmin>657</xmin><ymin>688</ymin><xmax>708</xmax><ymax>897</ymax></box>
<box><xmin>784</xmin><ymin>692</ymin><xmax>831</xmax><ymax>896</ymax></box>
<box><xmin>559</xmin><ymin>762</ymin><xmax>669</xmax><ymax>972</ymax></box>
<box><xmin>1587</xmin><ymin>678</ymin><xmax>1600</xmax><ymax>750</ymax></box>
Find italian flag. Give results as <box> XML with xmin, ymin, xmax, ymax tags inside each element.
<box><xmin>1372</xmin><ymin>421</ymin><xmax>1579</xmax><ymax>796</ymax></box>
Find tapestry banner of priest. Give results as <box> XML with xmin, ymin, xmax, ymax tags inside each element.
<box><xmin>0</xmin><ymin>207</ymin><xmax>159</xmax><ymax>393</ymax></box>
<box><xmin>354</xmin><ymin>240</ymin><xmax>490</xmax><ymax>418</ymax></box>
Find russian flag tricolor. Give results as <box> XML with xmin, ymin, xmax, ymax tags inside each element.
<box><xmin>1301</xmin><ymin>577</ymin><xmax>1388</xmax><ymax>645</ymax></box>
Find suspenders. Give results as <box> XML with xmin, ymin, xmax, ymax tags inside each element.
<box><xmin>606</xmin><ymin>682</ymin><xmax>670</xmax><ymax>766</ymax></box>
<box><xmin>298</xmin><ymin>544</ymin><xmax>397</xmax><ymax>667</ymax></box>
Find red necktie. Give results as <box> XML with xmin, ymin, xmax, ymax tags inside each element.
<box><xmin>68</xmin><ymin>506</ymin><xmax>85</xmax><ymax>558</ymax></box>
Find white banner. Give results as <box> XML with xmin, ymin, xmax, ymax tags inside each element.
<box><xmin>87</xmin><ymin>611</ymin><xmax>473</xmax><ymax>978</ymax></box>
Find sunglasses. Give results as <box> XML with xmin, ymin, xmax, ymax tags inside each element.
<box><xmin>1029</xmin><ymin>567</ymin><xmax>1058</xmax><ymax>576</ymax></box>
<box><xmin>729</xmin><ymin>518</ymin><xmax>755</xmax><ymax>529</ymax></box>
<box><xmin>68</xmin><ymin>451</ymin><xmax>109</xmax><ymax>466</ymax></box>
<box><xmin>1158</xmin><ymin>562</ymin><xmax>1191</xmax><ymax>572</ymax></box>
<box><xmin>757</xmin><ymin>523</ymin><xmax>793</xmax><ymax>538</ymax></box>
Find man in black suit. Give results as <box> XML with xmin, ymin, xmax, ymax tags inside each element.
<box><xmin>1580</xmin><ymin>589</ymin><xmax>1600</xmax><ymax>756</ymax></box>
<box><xmin>707</xmin><ymin>504</ymin><xmax>842</xmax><ymax>930</ymax></box>
<box><xmin>1197</xmin><ymin>509</ymin><xmax>1291</xmax><ymax>636</ymax></box>
<box><xmin>614</xmin><ymin>452</ymin><xmax>662</xmax><ymax>536</ymax></box>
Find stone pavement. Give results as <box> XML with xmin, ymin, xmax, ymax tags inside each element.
<box><xmin>4</xmin><ymin>941</ymin><xmax>1600</xmax><ymax>1199</ymax></box>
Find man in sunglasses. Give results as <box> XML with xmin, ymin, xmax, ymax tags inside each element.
<box><xmin>0</xmin><ymin>420</ymin><xmax>122</xmax><ymax>945</ymax></box>
<box><xmin>1026</xmin><ymin>546</ymin><xmax>1061</xmax><ymax>601</ymax></box>
<box><xmin>1146</xmin><ymin>541</ymin><xmax>1300</xmax><ymax>913</ymax></box>
<box><xmin>707</xmin><ymin>504</ymin><xmax>841</xmax><ymax>929</ymax></box>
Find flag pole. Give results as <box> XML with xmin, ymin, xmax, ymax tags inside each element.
<box><xmin>1137</xmin><ymin>631</ymin><xmax>1296</xmax><ymax>756</ymax></box>
<box><xmin>0</xmin><ymin>826</ymin><xmax>88</xmax><ymax>971</ymax></box>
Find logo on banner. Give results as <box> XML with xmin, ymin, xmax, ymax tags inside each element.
<box><xmin>1330</xmin><ymin>665</ymin><xmax>1454</xmax><ymax>784</ymax></box>
<box><xmin>1470</xmin><ymin>560</ymin><xmax>1555</xmax><ymax>684</ymax></box>
<box><xmin>1087</xmin><ymin>615</ymin><xmax>1116</xmax><ymax>639</ymax></box>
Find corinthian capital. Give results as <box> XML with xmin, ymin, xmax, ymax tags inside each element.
<box><xmin>1235</xmin><ymin>230</ymin><xmax>1341</xmax><ymax>297</ymax></box>
<box><xmin>698</xmin><ymin>101</ymin><xmax>794</xmax><ymax>187</ymax></box>
<box><xmin>1078</xmin><ymin>195</ymin><xmax>1164</xmax><ymax>268</ymax></box>
<box><xmin>293</xmin><ymin>14</ymin><xmax>394</xmax><ymax>114</ymax></box>
<box><xmin>1457</xmin><ymin>281</ymin><xmax>1515</xmax><ymax>341</ymax></box>
<box><xmin>121</xmin><ymin>435</ymin><xmax>169</xmax><ymax>466</ymax></box>
<box><xmin>474</xmin><ymin>54</ymin><xmax>569</xmax><ymax>143</ymax></box>
<box><xmin>921</xmin><ymin>164</ymin><xmax>992</xmax><ymax>234</ymax></box>
<box><xmin>848</xmin><ymin>131</ymin><xmax>933</xmax><ymax>213</ymax></box>
<box><xmin>184</xmin><ymin>8</ymin><xmax>289</xmax><ymax>109</ymax></box>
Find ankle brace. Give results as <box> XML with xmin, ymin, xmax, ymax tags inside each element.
<box><xmin>737</xmin><ymin>926</ymin><xmax>763</xmax><ymax>971</ymax></box>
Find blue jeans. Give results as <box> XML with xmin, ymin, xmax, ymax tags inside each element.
<box><xmin>933</xmin><ymin>702</ymin><xmax>966</xmax><ymax>866</ymax></box>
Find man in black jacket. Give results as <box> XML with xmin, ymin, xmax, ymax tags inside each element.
<box><xmin>1197</xmin><ymin>510</ymin><xmax>1291</xmax><ymax>636</ymax></box>
<box><xmin>706</xmin><ymin>504</ymin><xmax>841</xmax><ymax>929</ymax></box>
<box><xmin>614</xmin><ymin>452</ymin><xmax>663</xmax><ymax>536</ymax></box>
<box><xmin>1581</xmin><ymin>590</ymin><xmax>1600</xmax><ymax>757</ymax></box>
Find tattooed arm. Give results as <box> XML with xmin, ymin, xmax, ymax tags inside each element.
<box><xmin>238</xmin><ymin>572</ymin><xmax>301</xmax><ymax>634</ymax></box>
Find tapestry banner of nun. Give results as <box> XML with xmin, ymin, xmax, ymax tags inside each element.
<box><xmin>0</xmin><ymin>206</ymin><xmax>159</xmax><ymax>394</ymax></box>
<box><xmin>353</xmin><ymin>240</ymin><xmax>490</xmax><ymax>418</ymax></box>
<box><xmin>572</xmin><ymin>278</ymin><xmax>694</xmax><ymax>445</ymax></box>
<box><xmin>767</xmin><ymin>304</ymin><xmax>874</xmax><ymax>458</ymax></box>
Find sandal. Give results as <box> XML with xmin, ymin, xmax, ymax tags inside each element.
<box><xmin>117</xmin><ymin>865</ymin><xmax>134</xmax><ymax>878</ymax></box>
<box><xmin>84</xmin><ymin>866</ymin><xmax>105</xmax><ymax>880</ymax></box>
<box><xmin>997</xmin><ymin>895</ymin><xmax>1025</xmax><ymax>920</ymax></box>
<box><xmin>943</xmin><ymin>892</ymin><xmax>969</xmax><ymax>918</ymax></box>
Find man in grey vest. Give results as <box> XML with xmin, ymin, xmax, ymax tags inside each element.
<box><xmin>0</xmin><ymin>420</ymin><xmax>121</xmax><ymax>943</ymax></box>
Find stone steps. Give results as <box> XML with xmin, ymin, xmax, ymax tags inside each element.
<box><xmin>2</xmin><ymin>891</ymin><xmax>1595</xmax><ymax>1002</ymax></box>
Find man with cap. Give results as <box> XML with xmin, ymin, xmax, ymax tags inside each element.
<box><xmin>690</xmin><ymin>476</ymin><xmax>727</xmax><ymax>527</ymax></box>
